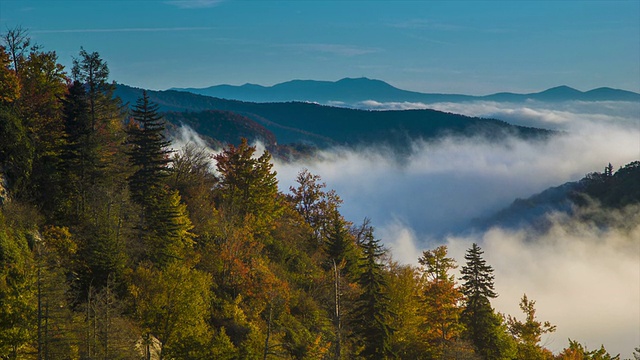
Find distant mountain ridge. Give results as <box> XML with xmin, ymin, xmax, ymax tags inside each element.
<box><xmin>114</xmin><ymin>84</ymin><xmax>553</xmax><ymax>154</ymax></box>
<box><xmin>171</xmin><ymin>78</ymin><xmax>640</xmax><ymax>104</ymax></box>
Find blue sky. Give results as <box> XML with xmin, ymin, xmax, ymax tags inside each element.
<box><xmin>1</xmin><ymin>0</ymin><xmax>638</xmax><ymax>94</ymax></box>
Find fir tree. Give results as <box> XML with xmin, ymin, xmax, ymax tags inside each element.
<box><xmin>351</xmin><ymin>228</ymin><xmax>394</xmax><ymax>360</ymax></box>
<box><xmin>459</xmin><ymin>243</ymin><xmax>504</xmax><ymax>360</ymax></box>
<box><xmin>126</xmin><ymin>90</ymin><xmax>172</xmax><ymax>207</ymax></box>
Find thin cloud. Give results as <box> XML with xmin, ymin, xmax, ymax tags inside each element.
<box><xmin>32</xmin><ymin>27</ymin><xmax>217</xmax><ymax>34</ymax></box>
<box><xmin>283</xmin><ymin>43</ymin><xmax>382</xmax><ymax>57</ymax></box>
<box><xmin>164</xmin><ymin>0</ymin><xmax>224</xmax><ymax>9</ymax></box>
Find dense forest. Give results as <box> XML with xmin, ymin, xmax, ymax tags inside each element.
<box><xmin>0</xmin><ymin>29</ymin><xmax>637</xmax><ymax>360</ymax></box>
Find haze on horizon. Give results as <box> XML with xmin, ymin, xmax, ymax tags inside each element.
<box><xmin>1</xmin><ymin>0</ymin><xmax>639</xmax><ymax>95</ymax></box>
<box><xmin>3</xmin><ymin>0</ymin><xmax>639</xmax><ymax>357</ymax></box>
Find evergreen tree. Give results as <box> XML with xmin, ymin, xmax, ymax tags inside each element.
<box><xmin>126</xmin><ymin>90</ymin><xmax>172</xmax><ymax>207</ymax></box>
<box><xmin>459</xmin><ymin>243</ymin><xmax>503</xmax><ymax>360</ymax></box>
<box><xmin>214</xmin><ymin>138</ymin><xmax>280</xmax><ymax>233</ymax></box>
<box><xmin>60</xmin><ymin>80</ymin><xmax>94</xmax><ymax>218</ymax></box>
<box><xmin>324</xmin><ymin>210</ymin><xmax>359</xmax><ymax>280</ymax></box>
<box><xmin>351</xmin><ymin>228</ymin><xmax>394</xmax><ymax>360</ymax></box>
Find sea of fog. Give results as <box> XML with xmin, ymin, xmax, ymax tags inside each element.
<box><xmin>175</xmin><ymin>100</ymin><xmax>640</xmax><ymax>357</ymax></box>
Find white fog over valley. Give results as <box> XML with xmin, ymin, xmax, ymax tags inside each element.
<box><xmin>171</xmin><ymin>99</ymin><xmax>640</xmax><ymax>357</ymax></box>
<box><xmin>272</xmin><ymin>100</ymin><xmax>640</xmax><ymax>357</ymax></box>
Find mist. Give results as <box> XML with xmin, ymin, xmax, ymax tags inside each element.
<box><xmin>271</xmin><ymin>100</ymin><xmax>639</xmax><ymax>356</ymax></box>
<box><xmin>170</xmin><ymin>100</ymin><xmax>639</xmax><ymax>356</ymax></box>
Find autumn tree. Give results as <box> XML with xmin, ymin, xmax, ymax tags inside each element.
<box><xmin>289</xmin><ymin>169</ymin><xmax>342</xmax><ymax>244</ymax></box>
<box><xmin>556</xmin><ymin>339</ymin><xmax>620</xmax><ymax>360</ymax></box>
<box><xmin>507</xmin><ymin>294</ymin><xmax>555</xmax><ymax>360</ymax></box>
<box><xmin>418</xmin><ymin>245</ymin><xmax>464</xmax><ymax>357</ymax></box>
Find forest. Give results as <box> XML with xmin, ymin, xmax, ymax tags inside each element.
<box><xmin>0</xmin><ymin>28</ymin><xmax>637</xmax><ymax>360</ymax></box>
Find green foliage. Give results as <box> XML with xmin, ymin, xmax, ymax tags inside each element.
<box><xmin>0</xmin><ymin>209</ymin><xmax>37</xmax><ymax>358</ymax></box>
<box><xmin>215</xmin><ymin>138</ymin><xmax>280</xmax><ymax>226</ymax></box>
<box><xmin>460</xmin><ymin>243</ymin><xmax>510</xmax><ymax>360</ymax></box>
<box><xmin>130</xmin><ymin>261</ymin><xmax>212</xmax><ymax>359</ymax></box>
<box><xmin>507</xmin><ymin>293</ymin><xmax>556</xmax><ymax>360</ymax></box>
<box><xmin>351</xmin><ymin>228</ymin><xmax>394</xmax><ymax>359</ymax></box>
<box><xmin>0</xmin><ymin>34</ymin><xmax>633</xmax><ymax>360</ymax></box>
<box><xmin>126</xmin><ymin>90</ymin><xmax>172</xmax><ymax>206</ymax></box>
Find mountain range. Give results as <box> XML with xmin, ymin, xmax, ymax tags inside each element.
<box><xmin>171</xmin><ymin>77</ymin><xmax>640</xmax><ymax>104</ymax></box>
<box><xmin>115</xmin><ymin>84</ymin><xmax>552</xmax><ymax>156</ymax></box>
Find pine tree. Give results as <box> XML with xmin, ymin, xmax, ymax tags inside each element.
<box><xmin>324</xmin><ymin>210</ymin><xmax>359</xmax><ymax>280</ymax></box>
<box><xmin>60</xmin><ymin>80</ymin><xmax>94</xmax><ymax>218</ymax></box>
<box><xmin>126</xmin><ymin>90</ymin><xmax>172</xmax><ymax>207</ymax></box>
<box><xmin>351</xmin><ymin>228</ymin><xmax>394</xmax><ymax>360</ymax></box>
<box><xmin>459</xmin><ymin>243</ymin><xmax>503</xmax><ymax>360</ymax></box>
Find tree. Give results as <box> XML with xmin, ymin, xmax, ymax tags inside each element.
<box><xmin>288</xmin><ymin>169</ymin><xmax>342</xmax><ymax>244</ymax></box>
<box><xmin>351</xmin><ymin>228</ymin><xmax>394</xmax><ymax>360</ymax></box>
<box><xmin>169</xmin><ymin>143</ymin><xmax>217</xmax><ymax>239</ymax></box>
<box><xmin>0</xmin><ymin>207</ymin><xmax>37</xmax><ymax>359</ymax></box>
<box><xmin>130</xmin><ymin>262</ymin><xmax>212</xmax><ymax>360</ymax></box>
<box><xmin>325</xmin><ymin>210</ymin><xmax>359</xmax><ymax>280</ymax></box>
<box><xmin>556</xmin><ymin>339</ymin><xmax>620</xmax><ymax>360</ymax></box>
<box><xmin>459</xmin><ymin>243</ymin><xmax>504</xmax><ymax>360</ymax></box>
<box><xmin>214</xmin><ymin>138</ymin><xmax>281</xmax><ymax>235</ymax></box>
<box><xmin>418</xmin><ymin>245</ymin><xmax>464</xmax><ymax>357</ymax></box>
<box><xmin>507</xmin><ymin>294</ymin><xmax>555</xmax><ymax>360</ymax></box>
<box><xmin>72</xmin><ymin>47</ymin><xmax>113</xmax><ymax>131</ymax></box>
<box><xmin>1</xmin><ymin>26</ymin><xmax>36</xmax><ymax>78</ymax></box>
<box><xmin>126</xmin><ymin>90</ymin><xmax>172</xmax><ymax>207</ymax></box>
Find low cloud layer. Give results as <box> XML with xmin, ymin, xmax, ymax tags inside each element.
<box><xmin>272</xmin><ymin>100</ymin><xmax>639</xmax><ymax>356</ymax></box>
<box><xmin>170</xmin><ymin>100</ymin><xmax>639</xmax><ymax>356</ymax></box>
<box><xmin>353</xmin><ymin>99</ymin><xmax>640</xmax><ymax>131</ymax></box>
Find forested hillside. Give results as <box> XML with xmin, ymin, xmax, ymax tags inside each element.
<box><xmin>0</xmin><ymin>32</ymin><xmax>634</xmax><ymax>359</ymax></box>
<box><xmin>114</xmin><ymin>84</ymin><xmax>553</xmax><ymax>151</ymax></box>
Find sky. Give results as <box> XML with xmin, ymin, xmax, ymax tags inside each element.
<box><xmin>1</xmin><ymin>0</ymin><xmax>639</xmax><ymax>95</ymax></box>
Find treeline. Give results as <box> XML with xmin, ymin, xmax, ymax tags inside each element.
<box><xmin>0</xmin><ymin>29</ymin><xmax>632</xmax><ymax>359</ymax></box>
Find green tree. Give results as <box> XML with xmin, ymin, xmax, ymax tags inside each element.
<box><xmin>325</xmin><ymin>210</ymin><xmax>359</xmax><ymax>280</ymax></box>
<box><xmin>459</xmin><ymin>243</ymin><xmax>503</xmax><ymax>360</ymax></box>
<box><xmin>0</xmin><ymin>207</ymin><xmax>37</xmax><ymax>359</ymax></box>
<box><xmin>507</xmin><ymin>294</ymin><xmax>556</xmax><ymax>360</ymax></box>
<box><xmin>169</xmin><ymin>143</ymin><xmax>217</xmax><ymax>240</ymax></box>
<box><xmin>214</xmin><ymin>138</ymin><xmax>280</xmax><ymax>229</ymax></box>
<box><xmin>351</xmin><ymin>228</ymin><xmax>394</xmax><ymax>360</ymax></box>
<box><xmin>59</xmin><ymin>80</ymin><xmax>94</xmax><ymax>218</ymax></box>
<box><xmin>142</xmin><ymin>189</ymin><xmax>195</xmax><ymax>266</ymax></box>
<box><xmin>130</xmin><ymin>262</ymin><xmax>212</xmax><ymax>360</ymax></box>
<box><xmin>126</xmin><ymin>90</ymin><xmax>172</xmax><ymax>207</ymax></box>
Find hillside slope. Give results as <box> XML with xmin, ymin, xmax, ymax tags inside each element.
<box><xmin>116</xmin><ymin>84</ymin><xmax>553</xmax><ymax>151</ymax></box>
